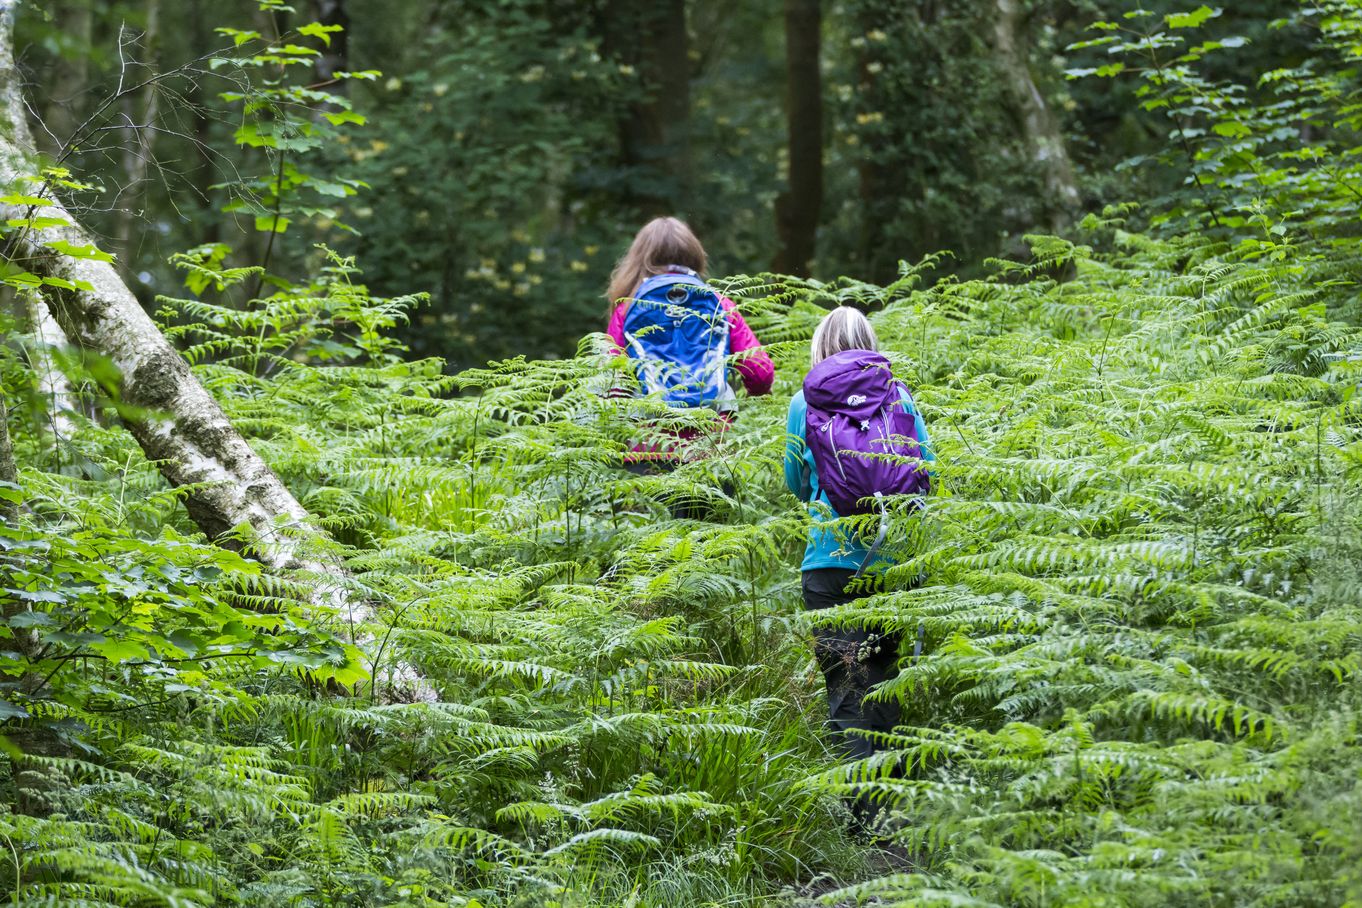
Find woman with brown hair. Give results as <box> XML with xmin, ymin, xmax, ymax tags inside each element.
<box><xmin>604</xmin><ymin>217</ymin><xmax>773</xmax><ymax>474</ymax></box>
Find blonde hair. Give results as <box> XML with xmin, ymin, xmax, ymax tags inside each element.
<box><xmin>605</xmin><ymin>217</ymin><xmax>708</xmax><ymax>313</ymax></box>
<box><xmin>811</xmin><ymin>306</ymin><xmax>879</xmax><ymax>365</ymax></box>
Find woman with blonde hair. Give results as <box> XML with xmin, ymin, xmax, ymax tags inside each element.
<box><xmin>784</xmin><ymin>305</ymin><xmax>933</xmax><ymax>828</ymax></box>
<box><xmin>605</xmin><ymin>217</ymin><xmax>773</xmax><ymax>473</ymax></box>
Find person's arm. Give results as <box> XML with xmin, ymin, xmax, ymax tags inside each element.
<box><xmin>899</xmin><ymin>387</ymin><xmax>935</xmax><ymax>475</ymax></box>
<box><xmin>721</xmin><ymin>297</ymin><xmax>774</xmax><ymax>396</ymax></box>
<box><xmin>605</xmin><ymin>302</ymin><xmax>628</xmax><ymax>355</ymax></box>
<box><xmin>905</xmin><ymin>393</ymin><xmax>933</xmax><ymax>462</ymax></box>
<box><xmin>597</xmin><ymin>303</ymin><xmax>639</xmax><ymax>398</ymax></box>
<box><xmin>784</xmin><ymin>393</ymin><xmax>812</xmax><ymax>500</ymax></box>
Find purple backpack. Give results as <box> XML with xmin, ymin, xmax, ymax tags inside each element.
<box><xmin>803</xmin><ymin>349</ymin><xmax>930</xmax><ymax>516</ymax></box>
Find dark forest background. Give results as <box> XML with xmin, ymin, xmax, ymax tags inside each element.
<box><xmin>16</xmin><ymin>0</ymin><xmax>1309</xmax><ymax>367</ymax></box>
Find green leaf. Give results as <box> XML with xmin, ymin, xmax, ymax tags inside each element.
<box><xmin>7</xmin><ymin>610</ymin><xmax>57</xmax><ymax>628</ymax></box>
<box><xmin>268</xmin><ymin>43</ymin><xmax>321</xmax><ymax>57</ymax></box>
<box><xmin>214</xmin><ymin>27</ymin><xmax>261</xmax><ymax>47</ymax></box>
<box><xmin>90</xmin><ymin>639</ymin><xmax>150</xmax><ymax>664</ymax></box>
<box><xmin>0</xmin><ymin>261</ymin><xmax>42</xmax><ymax>288</ymax></box>
<box><xmin>45</xmin><ymin>239</ymin><xmax>115</xmax><ymax>263</ymax></box>
<box><xmin>308</xmin><ymin>179</ymin><xmax>356</xmax><ymax>198</ymax></box>
<box><xmin>255</xmin><ymin>215</ymin><xmax>291</xmax><ymax>234</ymax></box>
<box><xmin>10</xmin><ymin>589</ymin><xmax>66</xmax><ymax>604</ymax></box>
<box><xmin>0</xmin><ymin>537</ymin><xmax>48</xmax><ymax>553</ymax></box>
<box><xmin>1167</xmin><ymin>6</ymin><xmax>1221</xmax><ymax>29</ymax></box>
<box><xmin>6</xmin><ymin>216</ymin><xmax>71</xmax><ymax>230</ymax></box>
<box><xmin>298</xmin><ymin>22</ymin><xmax>343</xmax><ymax>46</ymax></box>
<box><xmin>234</xmin><ymin>122</ymin><xmax>275</xmax><ymax>148</ymax></box>
<box><xmin>47</xmin><ymin>630</ymin><xmax>104</xmax><ymax>647</ymax></box>
<box><xmin>168</xmin><ymin>630</ymin><xmax>202</xmax><ymax>658</ymax></box>
<box><xmin>0</xmin><ymin>700</ymin><xmax>29</xmax><ymax>721</ymax></box>
<box><xmin>325</xmin><ymin>658</ymin><xmax>370</xmax><ymax>687</ymax></box>
<box><xmin>323</xmin><ymin>110</ymin><xmax>367</xmax><ymax>127</ymax></box>
<box><xmin>0</xmin><ymin>194</ymin><xmax>54</xmax><ymax>206</ymax></box>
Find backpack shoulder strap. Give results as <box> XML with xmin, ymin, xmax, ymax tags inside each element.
<box><xmin>635</xmin><ymin>271</ymin><xmax>709</xmax><ymax>299</ymax></box>
<box><xmin>892</xmin><ymin>380</ymin><xmax>918</xmax><ymax>415</ymax></box>
<box><xmin>853</xmin><ymin>492</ymin><xmax>889</xmax><ymax>578</ymax></box>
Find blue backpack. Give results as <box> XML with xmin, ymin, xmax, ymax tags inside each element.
<box><xmin>621</xmin><ymin>269</ymin><xmax>731</xmax><ymax>408</ymax></box>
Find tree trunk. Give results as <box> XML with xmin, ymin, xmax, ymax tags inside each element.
<box><xmin>603</xmin><ymin>0</ymin><xmax>691</xmax><ymax>217</ymax></box>
<box><xmin>1</xmin><ymin>8</ymin><xmax>307</xmax><ymax>568</ymax></box>
<box><xmin>115</xmin><ymin>0</ymin><xmax>162</xmax><ymax>268</ymax></box>
<box><xmin>188</xmin><ymin>0</ymin><xmax>220</xmax><ymax>247</ymax></box>
<box><xmin>0</xmin><ymin>390</ymin><xmax>16</xmax><ymax>524</ymax></box>
<box><xmin>313</xmin><ymin>0</ymin><xmax>350</xmax><ymax>92</ymax></box>
<box><xmin>25</xmin><ymin>292</ymin><xmax>78</xmax><ymax>443</ymax></box>
<box><xmin>13</xmin><ymin>243</ymin><xmax>329</xmax><ymax>571</ymax></box>
<box><xmin>0</xmin><ymin>10</ymin><xmax>428</xmax><ymax>701</ymax></box>
<box><xmin>772</xmin><ymin>0</ymin><xmax>823</xmax><ymax>277</ymax></box>
<box><xmin>993</xmin><ymin>0</ymin><xmax>1080</xmax><ymax>231</ymax></box>
<box><xmin>0</xmin><ymin>387</ymin><xmax>41</xmax><ymax>759</ymax></box>
<box><xmin>40</xmin><ymin>0</ymin><xmax>93</xmax><ymax>152</ymax></box>
<box><xmin>855</xmin><ymin>3</ymin><xmax>897</xmax><ymax>284</ymax></box>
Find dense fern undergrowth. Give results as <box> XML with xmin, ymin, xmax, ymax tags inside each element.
<box><xmin>4</xmin><ymin>212</ymin><xmax>1362</xmax><ymax>907</ymax></box>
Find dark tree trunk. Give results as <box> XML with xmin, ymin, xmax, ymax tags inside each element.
<box><xmin>115</xmin><ymin>0</ymin><xmax>161</xmax><ymax>270</ymax></box>
<box><xmin>603</xmin><ymin>0</ymin><xmax>691</xmax><ymax>217</ymax></box>
<box><xmin>773</xmin><ymin>0</ymin><xmax>823</xmax><ymax>277</ymax></box>
<box><xmin>313</xmin><ymin>0</ymin><xmax>350</xmax><ymax>92</ymax></box>
<box><xmin>855</xmin><ymin>2</ymin><xmax>897</xmax><ymax>284</ymax></box>
<box><xmin>40</xmin><ymin>0</ymin><xmax>93</xmax><ymax>152</ymax></box>
<box><xmin>188</xmin><ymin>0</ymin><xmax>220</xmax><ymax>246</ymax></box>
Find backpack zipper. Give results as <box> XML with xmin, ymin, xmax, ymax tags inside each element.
<box><xmin>820</xmin><ymin>421</ymin><xmax>850</xmax><ymax>483</ymax></box>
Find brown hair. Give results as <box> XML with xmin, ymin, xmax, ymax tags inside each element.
<box><xmin>605</xmin><ymin>217</ymin><xmax>708</xmax><ymax>314</ymax></box>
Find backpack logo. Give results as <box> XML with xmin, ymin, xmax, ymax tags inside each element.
<box><xmin>846</xmin><ymin>394</ymin><xmax>867</xmax><ymax>406</ymax></box>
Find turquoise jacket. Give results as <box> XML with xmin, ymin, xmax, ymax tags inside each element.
<box><xmin>784</xmin><ymin>388</ymin><xmax>933</xmax><ymax>572</ymax></box>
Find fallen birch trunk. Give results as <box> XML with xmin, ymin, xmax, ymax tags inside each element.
<box><xmin>0</xmin><ymin>6</ymin><xmax>430</xmax><ymax>700</ymax></box>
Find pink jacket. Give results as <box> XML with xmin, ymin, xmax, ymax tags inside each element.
<box><xmin>606</xmin><ymin>294</ymin><xmax>775</xmax><ymax>397</ymax></box>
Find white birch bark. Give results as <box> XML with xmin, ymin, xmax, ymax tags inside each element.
<box><xmin>24</xmin><ymin>291</ymin><xmax>78</xmax><ymax>442</ymax></box>
<box><xmin>0</xmin><ymin>389</ymin><xmax>16</xmax><ymax>513</ymax></box>
<box><xmin>0</xmin><ymin>5</ymin><xmax>430</xmax><ymax>700</ymax></box>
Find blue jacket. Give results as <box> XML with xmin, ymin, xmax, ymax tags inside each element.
<box><xmin>784</xmin><ymin>388</ymin><xmax>933</xmax><ymax>572</ymax></box>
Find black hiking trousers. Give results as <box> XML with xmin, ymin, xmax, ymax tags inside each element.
<box><xmin>801</xmin><ymin>568</ymin><xmax>903</xmax><ymax>761</ymax></box>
